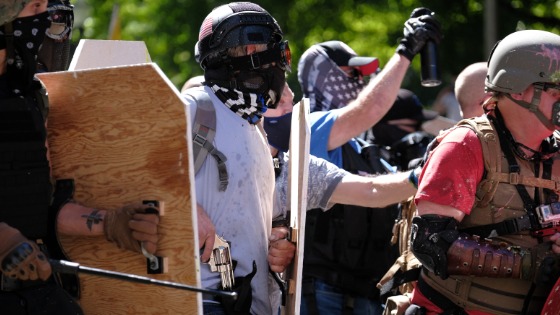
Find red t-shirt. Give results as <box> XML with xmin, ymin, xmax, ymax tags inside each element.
<box><xmin>412</xmin><ymin>126</ymin><xmax>488</xmax><ymax>315</ymax></box>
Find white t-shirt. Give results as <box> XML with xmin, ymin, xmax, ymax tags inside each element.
<box><xmin>184</xmin><ymin>86</ymin><xmax>275</xmax><ymax>314</ymax></box>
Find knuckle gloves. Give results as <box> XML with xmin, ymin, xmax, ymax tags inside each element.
<box><xmin>0</xmin><ymin>222</ymin><xmax>52</xmax><ymax>281</ymax></box>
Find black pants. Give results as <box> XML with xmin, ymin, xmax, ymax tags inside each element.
<box><xmin>0</xmin><ymin>282</ymin><xmax>83</xmax><ymax>315</ymax></box>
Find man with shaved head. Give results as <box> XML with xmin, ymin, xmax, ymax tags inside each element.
<box><xmin>454</xmin><ymin>62</ymin><xmax>490</xmax><ymax>119</ymax></box>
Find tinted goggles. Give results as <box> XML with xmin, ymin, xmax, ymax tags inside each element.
<box><xmin>229</xmin><ymin>40</ymin><xmax>292</xmax><ymax>73</ymax></box>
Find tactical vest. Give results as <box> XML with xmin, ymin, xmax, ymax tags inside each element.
<box><xmin>0</xmin><ymin>93</ymin><xmax>52</xmax><ymax>239</ymax></box>
<box><xmin>422</xmin><ymin>116</ymin><xmax>559</xmax><ymax>315</ymax></box>
<box><xmin>303</xmin><ymin>141</ymin><xmax>400</xmax><ymax>299</ymax></box>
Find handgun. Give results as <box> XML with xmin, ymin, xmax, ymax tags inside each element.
<box><xmin>207</xmin><ymin>234</ymin><xmax>235</xmax><ymax>290</ymax></box>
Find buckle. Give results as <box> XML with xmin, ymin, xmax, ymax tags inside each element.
<box><xmin>508</xmin><ymin>172</ymin><xmax>519</xmax><ymax>185</ymax></box>
<box><xmin>250</xmin><ymin>54</ymin><xmax>261</xmax><ymax>69</ymax></box>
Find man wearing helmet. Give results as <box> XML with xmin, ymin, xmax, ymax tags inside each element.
<box><xmin>184</xmin><ymin>2</ymin><xmax>291</xmax><ymax>314</ymax></box>
<box><xmin>408</xmin><ymin>30</ymin><xmax>560</xmax><ymax>315</ymax></box>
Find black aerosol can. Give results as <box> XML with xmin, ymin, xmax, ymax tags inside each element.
<box><xmin>420</xmin><ymin>31</ymin><xmax>441</xmax><ymax>87</ymax></box>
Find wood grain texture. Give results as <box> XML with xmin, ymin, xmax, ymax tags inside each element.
<box><xmin>37</xmin><ymin>63</ymin><xmax>200</xmax><ymax>314</ymax></box>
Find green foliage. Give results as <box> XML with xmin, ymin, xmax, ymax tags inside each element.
<box><xmin>77</xmin><ymin>0</ymin><xmax>560</xmax><ymax>106</ymax></box>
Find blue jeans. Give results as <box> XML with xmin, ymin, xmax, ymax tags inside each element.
<box><xmin>300</xmin><ymin>278</ymin><xmax>384</xmax><ymax>315</ymax></box>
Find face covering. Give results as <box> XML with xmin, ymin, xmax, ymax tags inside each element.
<box><xmin>263</xmin><ymin>112</ymin><xmax>292</xmax><ymax>152</ymax></box>
<box><xmin>298</xmin><ymin>46</ymin><xmax>365</xmax><ymax>112</ymax></box>
<box><xmin>234</xmin><ymin>65</ymin><xmax>286</xmax><ymax>109</ymax></box>
<box><xmin>12</xmin><ymin>11</ymin><xmax>52</xmax><ymax>58</ymax></box>
<box><xmin>210</xmin><ymin>84</ymin><xmax>268</xmax><ymax>124</ymax></box>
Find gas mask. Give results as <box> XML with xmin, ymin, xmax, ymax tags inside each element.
<box><xmin>205</xmin><ymin>40</ymin><xmax>291</xmax><ymax>109</ymax></box>
<box><xmin>234</xmin><ymin>65</ymin><xmax>286</xmax><ymax>108</ymax></box>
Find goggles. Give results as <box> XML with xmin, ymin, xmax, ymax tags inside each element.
<box><xmin>228</xmin><ymin>40</ymin><xmax>292</xmax><ymax>73</ymax></box>
<box><xmin>46</xmin><ymin>2</ymin><xmax>74</xmax><ymax>41</ymax></box>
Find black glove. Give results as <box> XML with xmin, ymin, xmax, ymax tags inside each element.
<box><xmin>396</xmin><ymin>7</ymin><xmax>442</xmax><ymax>61</ymax></box>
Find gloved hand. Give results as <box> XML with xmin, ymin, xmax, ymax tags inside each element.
<box><xmin>396</xmin><ymin>7</ymin><xmax>442</xmax><ymax>61</ymax></box>
<box><xmin>103</xmin><ymin>203</ymin><xmax>160</xmax><ymax>254</ymax></box>
<box><xmin>0</xmin><ymin>222</ymin><xmax>52</xmax><ymax>281</ymax></box>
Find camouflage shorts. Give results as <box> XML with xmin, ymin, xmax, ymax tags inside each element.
<box><xmin>0</xmin><ymin>0</ymin><xmax>30</xmax><ymax>25</ymax></box>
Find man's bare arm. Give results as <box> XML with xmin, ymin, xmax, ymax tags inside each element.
<box><xmin>327</xmin><ymin>54</ymin><xmax>411</xmax><ymax>150</ymax></box>
<box><xmin>330</xmin><ymin>171</ymin><xmax>416</xmax><ymax>208</ymax></box>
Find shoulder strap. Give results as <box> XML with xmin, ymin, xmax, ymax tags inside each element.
<box><xmin>456</xmin><ymin>117</ymin><xmax>502</xmax><ymax>207</ymax></box>
<box><xmin>187</xmin><ymin>89</ymin><xmax>229</xmax><ymax>192</ymax></box>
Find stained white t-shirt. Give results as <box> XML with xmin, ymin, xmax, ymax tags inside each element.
<box><xmin>184</xmin><ymin>86</ymin><xmax>275</xmax><ymax>314</ymax></box>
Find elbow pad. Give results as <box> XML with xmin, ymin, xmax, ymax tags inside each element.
<box><xmin>410</xmin><ymin>215</ymin><xmax>459</xmax><ymax>280</ymax></box>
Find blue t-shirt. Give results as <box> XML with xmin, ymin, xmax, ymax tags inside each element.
<box><xmin>309</xmin><ymin>109</ymin><xmax>360</xmax><ymax>168</ymax></box>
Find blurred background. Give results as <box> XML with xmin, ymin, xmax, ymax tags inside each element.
<box><xmin>72</xmin><ymin>0</ymin><xmax>560</xmax><ymax>114</ymax></box>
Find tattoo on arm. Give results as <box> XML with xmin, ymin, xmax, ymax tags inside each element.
<box><xmin>81</xmin><ymin>209</ymin><xmax>103</xmax><ymax>231</ymax></box>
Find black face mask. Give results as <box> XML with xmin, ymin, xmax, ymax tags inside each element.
<box><xmin>12</xmin><ymin>11</ymin><xmax>52</xmax><ymax>58</ymax></box>
<box><xmin>263</xmin><ymin>112</ymin><xmax>292</xmax><ymax>152</ymax></box>
<box><xmin>235</xmin><ymin>65</ymin><xmax>286</xmax><ymax>108</ymax></box>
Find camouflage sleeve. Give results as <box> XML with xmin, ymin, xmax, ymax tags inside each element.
<box><xmin>0</xmin><ymin>0</ymin><xmax>29</xmax><ymax>25</ymax></box>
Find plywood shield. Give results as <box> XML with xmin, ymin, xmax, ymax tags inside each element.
<box><xmin>36</xmin><ymin>63</ymin><xmax>200</xmax><ymax>314</ymax></box>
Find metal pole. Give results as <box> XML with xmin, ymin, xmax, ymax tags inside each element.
<box><xmin>50</xmin><ymin>259</ymin><xmax>237</xmax><ymax>299</ymax></box>
<box><xmin>484</xmin><ymin>0</ymin><xmax>498</xmax><ymax>58</ymax></box>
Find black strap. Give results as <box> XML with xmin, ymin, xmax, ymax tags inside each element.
<box><xmin>489</xmin><ymin>111</ymin><xmax>541</xmax><ymax>231</ymax></box>
<box><xmin>4</xmin><ymin>22</ymin><xmax>14</xmax><ymax>62</ymax></box>
<box><xmin>459</xmin><ymin>215</ymin><xmax>532</xmax><ymax>238</ymax></box>
<box><xmin>379</xmin><ymin>267</ymin><xmax>421</xmax><ymax>299</ymax></box>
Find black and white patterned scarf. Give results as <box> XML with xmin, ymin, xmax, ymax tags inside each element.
<box><xmin>297</xmin><ymin>45</ymin><xmax>365</xmax><ymax>112</ymax></box>
<box><xmin>210</xmin><ymin>84</ymin><xmax>267</xmax><ymax>124</ymax></box>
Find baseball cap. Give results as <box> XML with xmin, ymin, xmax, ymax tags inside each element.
<box><xmin>318</xmin><ymin>40</ymin><xmax>379</xmax><ymax>76</ymax></box>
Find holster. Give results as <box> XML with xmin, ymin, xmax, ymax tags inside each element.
<box><xmin>218</xmin><ymin>260</ymin><xmax>257</xmax><ymax>315</ymax></box>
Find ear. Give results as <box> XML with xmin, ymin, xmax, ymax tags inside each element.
<box><xmin>508</xmin><ymin>91</ymin><xmax>525</xmax><ymax>101</ymax></box>
<box><xmin>510</xmin><ymin>85</ymin><xmax>535</xmax><ymax>101</ymax></box>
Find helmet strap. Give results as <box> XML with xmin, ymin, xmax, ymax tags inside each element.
<box><xmin>504</xmin><ymin>87</ymin><xmax>556</xmax><ymax>130</ymax></box>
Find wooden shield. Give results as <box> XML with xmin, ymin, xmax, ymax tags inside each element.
<box><xmin>283</xmin><ymin>98</ymin><xmax>311</xmax><ymax>314</ymax></box>
<box><xmin>542</xmin><ymin>277</ymin><xmax>560</xmax><ymax>315</ymax></box>
<box><xmin>36</xmin><ymin>63</ymin><xmax>200</xmax><ymax>314</ymax></box>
